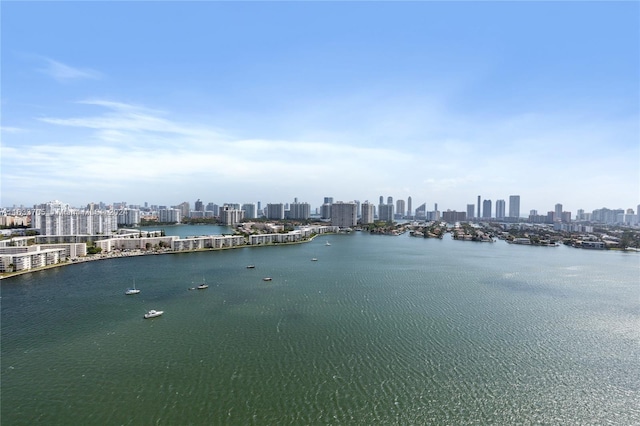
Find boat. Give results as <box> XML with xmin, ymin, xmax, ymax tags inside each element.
<box><xmin>262</xmin><ymin>277</ymin><xmax>272</xmax><ymax>281</ymax></box>
<box><xmin>311</xmin><ymin>258</ymin><xmax>318</xmax><ymax>261</ymax></box>
<box><xmin>196</xmin><ymin>277</ymin><xmax>208</xmax><ymax>289</ymax></box>
<box><xmin>144</xmin><ymin>310</ymin><xmax>163</xmax><ymax>319</ymax></box>
<box><xmin>246</xmin><ymin>265</ymin><xmax>255</xmax><ymax>269</ymax></box>
<box><xmin>325</xmin><ymin>241</ymin><xmax>331</xmax><ymax>246</ymax></box>
<box><xmin>125</xmin><ymin>280</ymin><xmax>140</xmax><ymax>295</ymax></box>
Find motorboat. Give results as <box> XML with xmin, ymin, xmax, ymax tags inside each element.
<box><xmin>196</xmin><ymin>283</ymin><xmax>209</xmax><ymax>289</ymax></box>
<box><xmin>246</xmin><ymin>265</ymin><xmax>255</xmax><ymax>269</ymax></box>
<box><xmin>144</xmin><ymin>310</ymin><xmax>163</xmax><ymax>319</ymax></box>
<box><xmin>262</xmin><ymin>277</ymin><xmax>272</xmax><ymax>281</ymax></box>
<box><xmin>325</xmin><ymin>241</ymin><xmax>331</xmax><ymax>246</ymax></box>
<box><xmin>311</xmin><ymin>258</ymin><xmax>318</xmax><ymax>261</ymax></box>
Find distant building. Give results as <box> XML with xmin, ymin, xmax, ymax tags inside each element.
<box><xmin>554</xmin><ymin>203</ymin><xmax>563</xmax><ymax>222</ymax></box>
<box><xmin>321</xmin><ymin>203</ymin><xmax>332</xmax><ymax>219</ymax></box>
<box><xmin>220</xmin><ymin>205</ymin><xmax>244</xmax><ymax>225</ymax></box>
<box><xmin>496</xmin><ymin>199</ymin><xmax>506</xmax><ymax>219</ymax></box>
<box><xmin>361</xmin><ymin>201</ymin><xmax>375</xmax><ymax>224</ymax></box>
<box><xmin>407</xmin><ymin>196</ymin><xmax>412</xmax><ymax>218</ymax></box>
<box><xmin>241</xmin><ymin>203</ymin><xmax>257</xmax><ymax>219</ymax></box>
<box><xmin>415</xmin><ymin>203</ymin><xmax>426</xmax><ymax>219</ymax></box>
<box><xmin>158</xmin><ymin>208</ymin><xmax>181</xmax><ymax>223</ymax></box>
<box><xmin>482</xmin><ymin>199</ymin><xmax>492</xmax><ymax>218</ymax></box>
<box><xmin>194</xmin><ymin>199</ymin><xmax>204</xmax><ymax>212</ymax></box>
<box><xmin>442</xmin><ymin>210</ymin><xmax>466</xmax><ymax>223</ymax></box>
<box><xmin>509</xmin><ymin>195</ymin><xmax>520</xmax><ymax>219</ymax></box>
<box><xmin>266</xmin><ymin>204</ymin><xmax>285</xmax><ymax>220</ymax></box>
<box><xmin>378</xmin><ymin>203</ymin><xmax>394</xmax><ymax>222</ymax></box>
<box><xmin>331</xmin><ymin>202</ymin><xmax>357</xmax><ymax>227</ymax></box>
<box><xmin>466</xmin><ymin>204</ymin><xmax>475</xmax><ymax>220</ymax></box>
<box><xmin>288</xmin><ymin>202</ymin><xmax>310</xmax><ymax>220</ymax></box>
<box><xmin>395</xmin><ymin>200</ymin><xmax>405</xmax><ymax>219</ymax></box>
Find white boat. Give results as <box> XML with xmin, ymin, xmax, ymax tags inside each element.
<box><xmin>246</xmin><ymin>265</ymin><xmax>255</xmax><ymax>269</ymax></box>
<box><xmin>196</xmin><ymin>277</ymin><xmax>208</xmax><ymax>289</ymax></box>
<box><xmin>144</xmin><ymin>310</ymin><xmax>163</xmax><ymax>319</ymax></box>
<box><xmin>262</xmin><ymin>277</ymin><xmax>272</xmax><ymax>281</ymax></box>
<box><xmin>311</xmin><ymin>258</ymin><xmax>318</xmax><ymax>261</ymax></box>
<box><xmin>325</xmin><ymin>241</ymin><xmax>331</xmax><ymax>246</ymax></box>
<box><xmin>125</xmin><ymin>280</ymin><xmax>140</xmax><ymax>295</ymax></box>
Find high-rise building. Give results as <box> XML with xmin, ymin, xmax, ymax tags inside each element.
<box><xmin>378</xmin><ymin>203</ymin><xmax>394</xmax><ymax>222</ymax></box>
<box><xmin>415</xmin><ymin>203</ymin><xmax>426</xmax><ymax>219</ymax></box>
<box><xmin>509</xmin><ymin>195</ymin><xmax>520</xmax><ymax>218</ymax></box>
<box><xmin>288</xmin><ymin>202</ymin><xmax>310</xmax><ymax>220</ymax></box>
<box><xmin>331</xmin><ymin>202</ymin><xmax>357</xmax><ymax>227</ymax></box>
<box><xmin>387</xmin><ymin>196</ymin><xmax>393</xmax><ymax>205</ymax></box>
<box><xmin>220</xmin><ymin>205</ymin><xmax>244</xmax><ymax>225</ymax></box>
<box><xmin>482</xmin><ymin>199</ymin><xmax>492</xmax><ymax>218</ymax></box>
<box><xmin>194</xmin><ymin>199</ymin><xmax>204</xmax><ymax>212</ymax></box>
<box><xmin>361</xmin><ymin>201</ymin><xmax>375</xmax><ymax>224</ymax></box>
<box><xmin>321</xmin><ymin>203</ymin><xmax>332</xmax><ymax>219</ymax></box>
<box><xmin>323</xmin><ymin>197</ymin><xmax>334</xmax><ymax>205</ymax></box>
<box><xmin>379</xmin><ymin>196</ymin><xmax>384</xmax><ymax>205</ymax></box>
<box><xmin>467</xmin><ymin>204</ymin><xmax>475</xmax><ymax>220</ymax></box>
<box><xmin>407</xmin><ymin>196</ymin><xmax>412</xmax><ymax>217</ymax></box>
<box><xmin>266</xmin><ymin>203</ymin><xmax>285</xmax><ymax>220</ymax></box>
<box><xmin>241</xmin><ymin>203</ymin><xmax>257</xmax><ymax>219</ymax></box>
<box><xmin>396</xmin><ymin>200</ymin><xmax>405</xmax><ymax>219</ymax></box>
<box><xmin>496</xmin><ymin>199</ymin><xmax>506</xmax><ymax>219</ymax></box>
<box><xmin>554</xmin><ymin>203</ymin><xmax>563</xmax><ymax>222</ymax></box>
<box><xmin>477</xmin><ymin>196</ymin><xmax>481</xmax><ymax>218</ymax></box>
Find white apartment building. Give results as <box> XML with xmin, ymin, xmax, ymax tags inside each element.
<box><xmin>361</xmin><ymin>202</ymin><xmax>375</xmax><ymax>224</ymax></box>
<box><xmin>331</xmin><ymin>202</ymin><xmax>357</xmax><ymax>227</ymax></box>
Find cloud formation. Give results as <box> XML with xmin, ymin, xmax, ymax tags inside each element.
<box><xmin>40</xmin><ymin>58</ymin><xmax>102</xmax><ymax>82</ymax></box>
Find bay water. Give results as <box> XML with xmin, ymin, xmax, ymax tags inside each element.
<box><xmin>2</xmin><ymin>228</ymin><xmax>638</xmax><ymax>424</ymax></box>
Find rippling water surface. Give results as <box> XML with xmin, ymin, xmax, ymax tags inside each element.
<box><xmin>2</xmin><ymin>231</ymin><xmax>639</xmax><ymax>424</ymax></box>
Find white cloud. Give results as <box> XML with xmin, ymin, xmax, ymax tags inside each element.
<box><xmin>40</xmin><ymin>58</ymin><xmax>102</xmax><ymax>82</ymax></box>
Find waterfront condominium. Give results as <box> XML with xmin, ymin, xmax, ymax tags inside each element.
<box><xmin>509</xmin><ymin>195</ymin><xmax>520</xmax><ymax>219</ymax></box>
<box><xmin>331</xmin><ymin>202</ymin><xmax>358</xmax><ymax>227</ymax></box>
<box><xmin>361</xmin><ymin>201</ymin><xmax>375</xmax><ymax>224</ymax></box>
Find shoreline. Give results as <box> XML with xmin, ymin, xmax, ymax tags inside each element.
<box><xmin>0</xmin><ymin>235</ymin><xmax>319</xmax><ymax>280</ymax></box>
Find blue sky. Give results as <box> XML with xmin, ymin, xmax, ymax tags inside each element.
<box><xmin>2</xmin><ymin>1</ymin><xmax>638</xmax><ymax>215</ymax></box>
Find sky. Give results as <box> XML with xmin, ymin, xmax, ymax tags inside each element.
<box><xmin>1</xmin><ymin>1</ymin><xmax>638</xmax><ymax>215</ymax></box>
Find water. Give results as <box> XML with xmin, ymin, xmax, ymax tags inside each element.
<box><xmin>2</xmin><ymin>230</ymin><xmax>639</xmax><ymax>425</ymax></box>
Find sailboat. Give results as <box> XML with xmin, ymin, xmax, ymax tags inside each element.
<box><xmin>125</xmin><ymin>280</ymin><xmax>140</xmax><ymax>295</ymax></box>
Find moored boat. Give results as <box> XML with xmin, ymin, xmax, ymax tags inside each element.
<box><xmin>125</xmin><ymin>280</ymin><xmax>140</xmax><ymax>295</ymax></box>
<box><xmin>144</xmin><ymin>310</ymin><xmax>163</xmax><ymax>319</ymax></box>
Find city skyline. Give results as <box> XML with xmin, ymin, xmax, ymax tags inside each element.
<box><xmin>2</xmin><ymin>2</ymin><xmax>638</xmax><ymax>214</ymax></box>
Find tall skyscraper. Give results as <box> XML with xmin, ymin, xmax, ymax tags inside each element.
<box><xmin>554</xmin><ymin>203</ymin><xmax>563</xmax><ymax>222</ymax></box>
<box><xmin>407</xmin><ymin>196</ymin><xmax>412</xmax><ymax>217</ymax></box>
<box><xmin>477</xmin><ymin>196</ymin><xmax>481</xmax><ymax>218</ymax></box>
<box><xmin>396</xmin><ymin>200</ymin><xmax>405</xmax><ymax>219</ymax></box>
<box><xmin>509</xmin><ymin>195</ymin><xmax>520</xmax><ymax>218</ymax></box>
<box><xmin>496</xmin><ymin>199</ymin><xmax>506</xmax><ymax>219</ymax></box>
<box><xmin>379</xmin><ymin>195</ymin><xmax>384</xmax><ymax>205</ymax></box>
<box><xmin>387</xmin><ymin>196</ymin><xmax>393</xmax><ymax>205</ymax></box>
<box><xmin>467</xmin><ymin>204</ymin><xmax>475</xmax><ymax>220</ymax></box>
<box><xmin>483</xmin><ymin>199</ymin><xmax>492</xmax><ymax>218</ymax></box>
